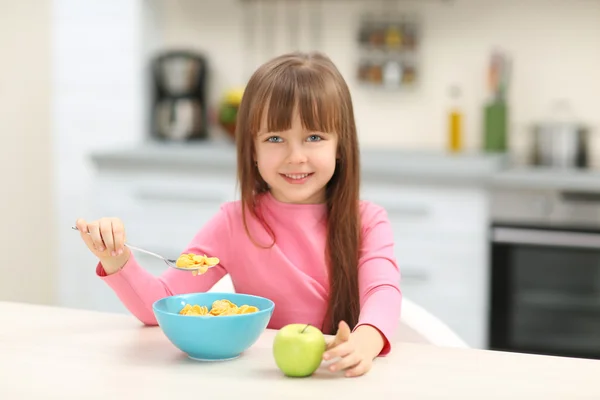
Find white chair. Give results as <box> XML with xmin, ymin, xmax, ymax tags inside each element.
<box><xmin>208</xmin><ymin>274</ymin><xmax>468</xmax><ymax>348</ymax></box>
<box><xmin>396</xmin><ymin>297</ymin><xmax>469</xmax><ymax>348</ymax></box>
<box><xmin>208</xmin><ymin>274</ymin><xmax>236</xmax><ymax>293</ymax></box>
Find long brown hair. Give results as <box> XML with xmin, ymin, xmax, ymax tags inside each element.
<box><xmin>235</xmin><ymin>52</ymin><xmax>361</xmax><ymax>332</ymax></box>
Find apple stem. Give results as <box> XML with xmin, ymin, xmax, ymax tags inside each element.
<box><xmin>301</xmin><ymin>324</ymin><xmax>310</xmax><ymax>333</ymax></box>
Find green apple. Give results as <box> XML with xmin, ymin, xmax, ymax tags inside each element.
<box><xmin>272</xmin><ymin>324</ymin><xmax>326</xmax><ymax>377</ymax></box>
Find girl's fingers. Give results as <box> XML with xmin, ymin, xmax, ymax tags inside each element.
<box><xmin>76</xmin><ymin>217</ymin><xmax>127</xmax><ymax>257</ymax></box>
<box><xmin>76</xmin><ymin>219</ymin><xmax>95</xmax><ymax>250</ymax></box>
<box><xmin>329</xmin><ymin>350</ymin><xmax>360</xmax><ymax>373</ymax></box>
<box><xmin>344</xmin><ymin>360</ymin><xmax>371</xmax><ymax>378</ymax></box>
<box><xmin>75</xmin><ymin>218</ymin><xmax>87</xmax><ymax>233</ymax></box>
<box><xmin>323</xmin><ymin>340</ymin><xmax>353</xmax><ymax>361</ymax></box>
<box><xmin>87</xmin><ymin>221</ymin><xmax>105</xmax><ymax>253</ymax></box>
<box><xmin>326</xmin><ymin>320</ymin><xmax>352</xmax><ymax>350</ymax></box>
<box><xmin>111</xmin><ymin>218</ymin><xmax>125</xmax><ymax>256</ymax></box>
<box><xmin>100</xmin><ymin>218</ymin><xmax>115</xmax><ymax>254</ymax></box>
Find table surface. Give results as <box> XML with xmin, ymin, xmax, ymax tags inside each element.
<box><xmin>1</xmin><ymin>301</ymin><xmax>599</xmax><ymax>399</ymax></box>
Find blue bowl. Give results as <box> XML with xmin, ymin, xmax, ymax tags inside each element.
<box><xmin>152</xmin><ymin>292</ymin><xmax>275</xmax><ymax>361</ymax></box>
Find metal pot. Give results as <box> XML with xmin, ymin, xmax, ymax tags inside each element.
<box><xmin>530</xmin><ymin>122</ymin><xmax>591</xmax><ymax>168</ymax></box>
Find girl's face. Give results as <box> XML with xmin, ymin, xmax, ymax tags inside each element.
<box><xmin>255</xmin><ymin>109</ymin><xmax>338</xmax><ymax>204</ymax></box>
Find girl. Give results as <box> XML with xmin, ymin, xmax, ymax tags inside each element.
<box><xmin>76</xmin><ymin>51</ymin><xmax>401</xmax><ymax>377</ymax></box>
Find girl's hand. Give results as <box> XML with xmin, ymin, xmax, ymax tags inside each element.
<box><xmin>322</xmin><ymin>321</ymin><xmax>384</xmax><ymax>378</ymax></box>
<box><xmin>76</xmin><ymin>217</ymin><xmax>131</xmax><ymax>275</ymax></box>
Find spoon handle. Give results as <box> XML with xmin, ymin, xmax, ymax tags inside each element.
<box><xmin>71</xmin><ymin>226</ymin><xmax>196</xmax><ymax>270</ymax></box>
<box><xmin>123</xmin><ymin>243</ymin><xmax>168</xmax><ymax>262</ymax></box>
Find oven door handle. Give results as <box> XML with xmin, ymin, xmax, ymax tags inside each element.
<box><xmin>492</xmin><ymin>227</ymin><xmax>600</xmax><ymax>249</ymax></box>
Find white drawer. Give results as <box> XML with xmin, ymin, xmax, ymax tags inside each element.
<box><xmin>95</xmin><ymin>169</ymin><xmax>237</xmax><ymax>201</ymax></box>
<box><xmin>394</xmin><ymin>229</ymin><xmax>486</xmax><ymax>253</ymax></box>
<box><xmin>397</xmin><ymin>248</ymin><xmax>486</xmax><ymax>306</ymax></box>
<box><xmin>92</xmin><ymin>172</ymin><xmax>237</xmax><ymax>251</ymax></box>
<box><xmin>396</xmin><ymin>244</ymin><xmax>487</xmax><ymax>348</ymax></box>
<box><xmin>397</xmin><ymin>253</ymin><xmax>485</xmax><ymax>284</ymax></box>
<box><xmin>362</xmin><ymin>184</ymin><xmax>487</xmax><ymax>234</ymax></box>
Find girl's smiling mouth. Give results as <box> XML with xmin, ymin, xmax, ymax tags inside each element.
<box><xmin>280</xmin><ymin>172</ymin><xmax>314</xmax><ymax>184</ymax></box>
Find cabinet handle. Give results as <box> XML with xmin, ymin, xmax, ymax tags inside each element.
<box><xmin>401</xmin><ymin>269</ymin><xmax>430</xmax><ymax>282</ymax></box>
<box><xmin>493</xmin><ymin>227</ymin><xmax>600</xmax><ymax>249</ymax></box>
<box><xmin>380</xmin><ymin>203</ymin><xmax>431</xmax><ymax>217</ymax></box>
<box><xmin>135</xmin><ymin>189</ymin><xmax>225</xmax><ymax>204</ymax></box>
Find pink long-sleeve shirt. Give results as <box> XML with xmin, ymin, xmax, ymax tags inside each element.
<box><xmin>97</xmin><ymin>192</ymin><xmax>402</xmax><ymax>355</ymax></box>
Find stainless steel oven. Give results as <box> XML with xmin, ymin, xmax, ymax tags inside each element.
<box><xmin>489</xmin><ymin>188</ymin><xmax>600</xmax><ymax>359</ymax></box>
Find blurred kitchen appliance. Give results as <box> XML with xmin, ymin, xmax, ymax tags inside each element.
<box><xmin>489</xmin><ymin>188</ymin><xmax>600</xmax><ymax>360</ymax></box>
<box><xmin>528</xmin><ymin>100</ymin><xmax>592</xmax><ymax>169</ymax></box>
<box><xmin>151</xmin><ymin>50</ymin><xmax>208</xmax><ymax>141</ymax></box>
<box><xmin>530</xmin><ymin>122</ymin><xmax>591</xmax><ymax>168</ymax></box>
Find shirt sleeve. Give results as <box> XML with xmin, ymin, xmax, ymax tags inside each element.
<box><xmin>96</xmin><ymin>203</ymin><xmax>233</xmax><ymax>325</ymax></box>
<box><xmin>354</xmin><ymin>203</ymin><xmax>402</xmax><ymax>356</ymax></box>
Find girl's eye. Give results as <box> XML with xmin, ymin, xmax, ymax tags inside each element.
<box><xmin>266</xmin><ymin>136</ymin><xmax>283</xmax><ymax>143</ymax></box>
<box><xmin>307</xmin><ymin>134</ymin><xmax>323</xmax><ymax>142</ymax></box>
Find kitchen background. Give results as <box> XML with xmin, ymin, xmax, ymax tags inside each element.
<box><xmin>3</xmin><ymin>0</ymin><xmax>600</xmax><ymax>360</ymax></box>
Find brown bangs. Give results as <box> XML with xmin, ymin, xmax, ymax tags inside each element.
<box><xmin>247</xmin><ymin>62</ymin><xmax>343</xmax><ymax>136</ymax></box>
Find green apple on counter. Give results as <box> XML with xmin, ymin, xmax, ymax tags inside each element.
<box><xmin>272</xmin><ymin>323</ymin><xmax>326</xmax><ymax>377</ymax></box>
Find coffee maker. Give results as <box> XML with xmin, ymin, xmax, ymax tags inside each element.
<box><xmin>150</xmin><ymin>50</ymin><xmax>208</xmax><ymax>141</ymax></box>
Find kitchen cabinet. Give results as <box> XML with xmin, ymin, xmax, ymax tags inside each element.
<box><xmin>93</xmin><ymin>169</ymin><xmax>238</xmax><ymax>264</ymax></box>
<box><xmin>361</xmin><ymin>183</ymin><xmax>489</xmax><ymax>348</ymax></box>
<box><xmin>86</xmin><ymin>147</ymin><xmax>490</xmax><ymax>349</ymax></box>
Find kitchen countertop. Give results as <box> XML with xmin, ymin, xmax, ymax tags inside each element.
<box><xmin>90</xmin><ymin>141</ymin><xmax>508</xmax><ymax>184</ymax></box>
<box><xmin>90</xmin><ymin>141</ymin><xmax>600</xmax><ymax>193</ymax></box>
<box><xmin>1</xmin><ymin>301</ymin><xmax>598</xmax><ymax>399</ymax></box>
<box><xmin>492</xmin><ymin>166</ymin><xmax>600</xmax><ymax>193</ymax></box>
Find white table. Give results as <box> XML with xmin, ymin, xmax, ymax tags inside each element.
<box><xmin>1</xmin><ymin>301</ymin><xmax>599</xmax><ymax>399</ymax></box>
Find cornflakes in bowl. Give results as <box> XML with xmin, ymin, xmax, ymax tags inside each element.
<box><xmin>152</xmin><ymin>292</ymin><xmax>275</xmax><ymax>361</ymax></box>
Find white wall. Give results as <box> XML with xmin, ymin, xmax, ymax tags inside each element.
<box><xmin>154</xmin><ymin>0</ymin><xmax>600</xmax><ymax>157</ymax></box>
<box><xmin>52</xmin><ymin>0</ymin><xmax>147</xmax><ymax>310</ymax></box>
<box><xmin>0</xmin><ymin>1</ymin><xmax>55</xmax><ymax>305</ymax></box>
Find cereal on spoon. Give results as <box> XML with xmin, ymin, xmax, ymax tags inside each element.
<box><xmin>175</xmin><ymin>253</ymin><xmax>220</xmax><ymax>276</ymax></box>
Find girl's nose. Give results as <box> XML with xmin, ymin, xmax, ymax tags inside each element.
<box><xmin>286</xmin><ymin>145</ymin><xmax>308</xmax><ymax>164</ymax></box>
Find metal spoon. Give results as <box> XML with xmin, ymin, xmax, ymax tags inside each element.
<box><xmin>71</xmin><ymin>226</ymin><xmax>208</xmax><ymax>273</ymax></box>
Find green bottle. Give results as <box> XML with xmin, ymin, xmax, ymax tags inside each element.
<box><xmin>483</xmin><ymin>99</ymin><xmax>508</xmax><ymax>152</ymax></box>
